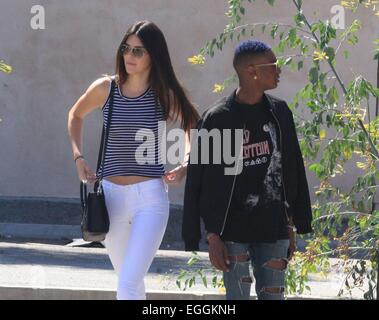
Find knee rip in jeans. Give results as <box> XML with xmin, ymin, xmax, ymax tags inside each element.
<box><xmin>240</xmin><ymin>276</ymin><xmax>253</xmax><ymax>284</ymax></box>
<box><xmin>229</xmin><ymin>253</ymin><xmax>251</xmax><ymax>284</ymax></box>
<box><xmin>262</xmin><ymin>258</ymin><xmax>288</xmax><ymax>271</ymax></box>
<box><xmin>228</xmin><ymin>253</ymin><xmax>250</xmax><ymax>263</ymax></box>
<box><xmin>260</xmin><ymin>287</ymin><xmax>285</xmax><ymax>295</ymax></box>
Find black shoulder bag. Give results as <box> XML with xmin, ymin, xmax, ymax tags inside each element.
<box><xmin>80</xmin><ymin>79</ymin><xmax>116</xmax><ymax>242</ymax></box>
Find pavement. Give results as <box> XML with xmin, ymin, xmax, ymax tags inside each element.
<box><xmin>0</xmin><ymin>197</ymin><xmax>371</xmax><ymax>300</ymax></box>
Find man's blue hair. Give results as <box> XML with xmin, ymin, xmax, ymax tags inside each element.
<box><xmin>233</xmin><ymin>39</ymin><xmax>271</xmax><ymax>71</ymax></box>
<box><xmin>234</xmin><ymin>39</ymin><xmax>271</xmax><ymax>56</ymax></box>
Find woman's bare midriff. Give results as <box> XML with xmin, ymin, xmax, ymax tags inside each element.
<box><xmin>104</xmin><ymin>175</ymin><xmax>160</xmax><ymax>185</ymax></box>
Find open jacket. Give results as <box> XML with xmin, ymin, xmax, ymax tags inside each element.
<box><xmin>182</xmin><ymin>91</ymin><xmax>313</xmax><ymax>251</ymax></box>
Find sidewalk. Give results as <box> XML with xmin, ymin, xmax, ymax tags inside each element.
<box><xmin>0</xmin><ymin>197</ymin><xmax>369</xmax><ymax>300</ymax></box>
<box><xmin>0</xmin><ymin>227</ymin><xmax>367</xmax><ymax>300</ymax></box>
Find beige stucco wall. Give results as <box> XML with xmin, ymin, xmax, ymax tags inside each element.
<box><xmin>0</xmin><ymin>0</ymin><xmax>378</xmax><ymax>204</ymax></box>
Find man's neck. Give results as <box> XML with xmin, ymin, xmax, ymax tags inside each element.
<box><xmin>235</xmin><ymin>86</ymin><xmax>264</xmax><ymax>105</ymax></box>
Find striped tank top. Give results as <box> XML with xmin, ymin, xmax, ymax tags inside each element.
<box><xmin>97</xmin><ymin>82</ymin><xmax>166</xmax><ymax>179</ymax></box>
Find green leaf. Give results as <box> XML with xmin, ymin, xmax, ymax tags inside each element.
<box><xmin>294</xmin><ymin>13</ymin><xmax>305</xmax><ymax>26</ymax></box>
<box><xmin>309</xmin><ymin>67</ymin><xmax>319</xmax><ymax>85</ymax></box>
<box><xmin>271</xmin><ymin>25</ymin><xmax>279</xmax><ymax>39</ymax></box>
<box><xmin>301</xmin><ymin>44</ymin><xmax>309</xmax><ymax>55</ymax></box>
<box><xmin>327</xmin><ymin>87</ymin><xmax>339</xmax><ymax>105</ymax></box>
<box><xmin>324</xmin><ymin>47</ymin><xmax>335</xmax><ymax>62</ymax></box>
<box><xmin>311</xmin><ymin>21</ymin><xmax>322</xmax><ymax>33</ymax></box>
<box><xmin>188</xmin><ymin>257</ymin><xmax>198</xmax><ymax>266</ymax></box>
<box><xmin>277</xmin><ymin>40</ymin><xmax>286</xmax><ymax>53</ymax></box>
<box><xmin>288</xmin><ymin>28</ymin><xmax>297</xmax><ymax>47</ymax></box>
<box><xmin>212</xmin><ymin>276</ymin><xmax>217</xmax><ymax>288</ymax></box>
<box><xmin>348</xmin><ymin>35</ymin><xmax>359</xmax><ymax>45</ymax></box>
<box><xmin>0</xmin><ymin>61</ymin><xmax>12</xmax><ymax>74</ymax></box>
<box><xmin>284</xmin><ymin>57</ymin><xmax>293</xmax><ymax>66</ymax></box>
<box><xmin>202</xmin><ymin>276</ymin><xmax>208</xmax><ymax>288</ymax></box>
<box><xmin>309</xmin><ymin>163</ymin><xmax>325</xmax><ymax>178</ymax></box>
<box><xmin>359</xmin><ymin>217</ymin><xmax>368</xmax><ymax>230</ymax></box>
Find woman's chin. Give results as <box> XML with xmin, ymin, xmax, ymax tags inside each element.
<box><xmin>125</xmin><ymin>67</ymin><xmax>137</xmax><ymax>74</ymax></box>
<box><xmin>125</xmin><ymin>66</ymin><xmax>150</xmax><ymax>76</ymax></box>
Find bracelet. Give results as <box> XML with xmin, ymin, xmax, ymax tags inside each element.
<box><xmin>74</xmin><ymin>155</ymin><xmax>84</xmax><ymax>163</ymax></box>
<box><xmin>287</xmin><ymin>225</ymin><xmax>297</xmax><ymax>233</ymax></box>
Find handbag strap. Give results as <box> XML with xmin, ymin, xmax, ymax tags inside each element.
<box><xmin>80</xmin><ymin>181</ymin><xmax>87</xmax><ymax>210</ymax></box>
<box><xmin>95</xmin><ymin>78</ymin><xmax>116</xmax><ymax>191</ymax></box>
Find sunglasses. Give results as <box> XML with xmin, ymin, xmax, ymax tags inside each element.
<box><xmin>252</xmin><ymin>61</ymin><xmax>280</xmax><ymax>70</ymax></box>
<box><xmin>120</xmin><ymin>44</ymin><xmax>147</xmax><ymax>58</ymax></box>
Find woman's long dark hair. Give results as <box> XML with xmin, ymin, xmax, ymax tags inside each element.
<box><xmin>116</xmin><ymin>21</ymin><xmax>199</xmax><ymax>133</ymax></box>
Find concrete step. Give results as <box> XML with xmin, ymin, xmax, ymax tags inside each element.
<box><xmin>0</xmin><ymin>223</ymin><xmax>81</xmax><ymax>241</ymax></box>
<box><xmin>0</xmin><ymin>198</ymin><xmax>208</xmax><ymax>250</ymax></box>
<box><xmin>0</xmin><ymin>239</ymin><xmax>366</xmax><ymax>300</ymax></box>
<box><xmin>0</xmin><ymin>223</ymin><xmax>207</xmax><ymax>251</ymax></box>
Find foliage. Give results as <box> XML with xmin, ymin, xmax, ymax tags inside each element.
<box><xmin>0</xmin><ymin>60</ymin><xmax>12</xmax><ymax>74</ymax></box>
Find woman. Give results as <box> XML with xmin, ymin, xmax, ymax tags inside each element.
<box><xmin>67</xmin><ymin>21</ymin><xmax>199</xmax><ymax>300</ymax></box>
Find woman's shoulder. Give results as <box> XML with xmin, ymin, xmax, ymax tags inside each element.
<box><xmin>85</xmin><ymin>75</ymin><xmax>115</xmax><ymax>100</ymax></box>
<box><xmin>79</xmin><ymin>76</ymin><xmax>115</xmax><ymax>110</ymax></box>
<box><xmin>89</xmin><ymin>75</ymin><xmax>114</xmax><ymax>92</ymax></box>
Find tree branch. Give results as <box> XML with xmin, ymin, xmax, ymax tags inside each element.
<box><xmin>291</xmin><ymin>0</ymin><xmax>379</xmax><ymax>159</ymax></box>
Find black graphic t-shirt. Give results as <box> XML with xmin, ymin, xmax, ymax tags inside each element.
<box><xmin>221</xmin><ymin>97</ymin><xmax>288</xmax><ymax>243</ymax></box>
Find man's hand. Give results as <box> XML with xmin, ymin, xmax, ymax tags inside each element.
<box><xmin>207</xmin><ymin>233</ymin><xmax>230</xmax><ymax>272</ymax></box>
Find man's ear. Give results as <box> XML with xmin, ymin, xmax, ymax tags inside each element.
<box><xmin>247</xmin><ymin>65</ymin><xmax>257</xmax><ymax>77</ymax></box>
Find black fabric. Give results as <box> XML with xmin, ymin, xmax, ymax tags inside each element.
<box><xmin>231</xmin><ymin>99</ymin><xmax>275</xmax><ymax>211</ymax></box>
<box><xmin>221</xmin><ymin>97</ymin><xmax>288</xmax><ymax>243</ymax></box>
<box><xmin>182</xmin><ymin>91</ymin><xmax>312</xmax><ymax>251</ymax></box>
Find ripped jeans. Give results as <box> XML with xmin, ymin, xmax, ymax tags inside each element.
<box><xmin>223</xmin><ymin>240</ymin><xmax>290</xmax><ymax>300</ymax></box>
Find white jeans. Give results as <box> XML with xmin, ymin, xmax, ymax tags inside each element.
<box><xmin>102</xmin><ymin>178</ymin><xmax>169</xmax><ymax>300</ymax></box>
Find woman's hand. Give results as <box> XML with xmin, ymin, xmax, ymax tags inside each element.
<box><xmin>76</xmin><ymin>158</ymin><xmax>97</xmax><ymax>184</ymax></box>
<box><xmin>164</xmin><ymin>163</ymin><xmax>187</xmax><ymax>185</ymax></box>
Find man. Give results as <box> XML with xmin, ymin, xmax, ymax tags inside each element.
<box><xmin>182</xmin><ymin>39</ymin><xmax>313</xmax><ymax>300</ymax></box>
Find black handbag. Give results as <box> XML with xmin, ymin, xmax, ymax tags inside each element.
<box><xmin>80</xmin><ymin>79</ymin><xmax>116</xmax><ymax>242</ymax></box>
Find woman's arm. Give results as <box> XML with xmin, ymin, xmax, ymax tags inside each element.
<box><xmin>164</xmin><ymin>92</ymin><xmax>193</xmax><ymax>185</ymax></box>
<box><xmin>164</xmin><ymin>124</ymin><xmax>192</xmax><ymax>185</ymax></box>
<box><xmin>67</xmin><ymin>77</ymin><xmax>110</xmax><ymax>182</ymax></box>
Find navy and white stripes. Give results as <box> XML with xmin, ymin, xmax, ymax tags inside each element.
<box><xmin>97</xmin><ymin>83</ymin><xmax>166</xmax><ymax>179</ymax></box>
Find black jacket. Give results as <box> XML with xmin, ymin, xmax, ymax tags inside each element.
<box><xmin>182</xmin><ymin>91</ymin><xmax>313</xmax><ymax>251</ymax></box>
